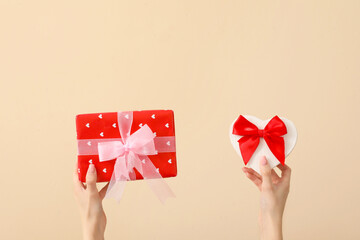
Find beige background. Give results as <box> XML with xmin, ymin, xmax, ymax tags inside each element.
<box><xmin>1</xmin><ymin>0</ymin><xmax>359</xmax><ymax>239</ymax></box>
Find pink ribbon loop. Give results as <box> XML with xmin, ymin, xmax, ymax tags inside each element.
<box><xmin>97</xmin><ymin>112</ymin><xmax>175</xmax><ymax>203</ymax></box>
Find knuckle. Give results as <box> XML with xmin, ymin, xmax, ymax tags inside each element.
<box><xmin>86</xmin><ymin>177</ymin><xmax>96</xmax><ymax>185</ymax></box>
<box><xmin>262</xmin><ymin>170</ymin><xmax>271</xmax><ymax>177</ymax></box>
<box><xmin>283</xmin><ymin>182</ymin><xmax>291</xmax><ymax>191</ymax></box>
<box><xmin>86</xmin><ymin>181</ymin><xmax>94</xmax><ymax>186</ymax></box>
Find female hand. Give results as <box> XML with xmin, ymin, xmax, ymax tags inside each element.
<box><xmin>242</xmin><ymin>156</ymin><xmax>291</xmax><ymax>240</ymax></box>
<box><xmin>73</xmin><ymin>164</ymin><xmax>109</xmax><ymax>240</ymax></box>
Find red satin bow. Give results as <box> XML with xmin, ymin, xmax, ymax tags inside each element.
<box><xmin>232</xmin><ymin>115</ymin><xmax>287</xmax><ymax>165</ymax></box>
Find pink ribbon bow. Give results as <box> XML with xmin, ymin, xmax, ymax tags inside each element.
<box><xmin>97</xmin><ymin>112</ymin><xmax>175</xmax><ymax>203</ymax></box>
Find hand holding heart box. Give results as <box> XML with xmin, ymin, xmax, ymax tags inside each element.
<box><xmin>229</xmin><ymin>115</ymin><xmax>297</xmax><ymax>174</ymax></box>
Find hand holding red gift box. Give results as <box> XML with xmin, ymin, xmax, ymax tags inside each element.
<box><xmin>229</xmin><ymin>115</ymin><xmax>297</xmax><ymax>173</ymax></box>
<box><xmin>76</xmin><ymin>110</ymin><xmax>177</xmax><ymax>203</ymax></box>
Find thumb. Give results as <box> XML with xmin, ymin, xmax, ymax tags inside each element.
<box><xmin>260</xmin><ymin>156</ymin><xmax>273</xmax><ymax>190</ymax></box>
<box><xmin>86</xmin><ymin>164</ymin><xmax>98</xmax><ymax>194</ymax></box>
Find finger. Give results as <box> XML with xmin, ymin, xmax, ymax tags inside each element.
<box><xmin>73</xmin><ymin>163</ymin><xmax>84</xmax><ymax>191</ymax></box>
<box><xmin>242</xmin><ymin>167</ymin><xmax>262</xmax><ymax>182</ymax></box>
<box><xmin>243</xmin><ymin>167</ymin><xmax>262</xmax><ymax>179</ymax></box>
<box><xmin>244</xmin><ymin>172</ymin><xmax>262</xmax><ymax>189</ymax></box>
<box><xmin>259</xmin><ymin>156</ymin><xmax>273</xmax><ymax>190</ymax></box>
<box><xmin>276</xmin><ymin>163</ymin><xmax>289</xmax><ymax>171</ymax></box>
<box><xmin>277</xmin><ymin>164</ymin><xmax>292</xmax><ymax>180</ymax></box>
<box><xmin>85</xmin><ymin>164</ymin><xmax>98</xmax><ymax>194</ymax></box>
<box><xmin>271</xmin><ymin>169</ymin><xmax>280</xmax><ymax>183</ymax></box>
<box><xmin>242</xmin><ymin>168</ymin><xmax>262</xmax><ymax>188</ymax></box>
<box><xmin>99</xmin><ymin>182</ymin><xmax>110</xmax><ymax>200</ymax></box>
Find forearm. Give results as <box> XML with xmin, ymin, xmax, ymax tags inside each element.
<box><xmin>83</xmin><ymin>231</ymin><xmax>105</xmax><ymax>240</ymax></box>
<box><xmin>82</xmin><ymin>223</ymin><xmax>105</xmax><ymax>240</ymax></box>
<box><xmin>259</xmin><ymin>213</ymin><xmax>283</xmax><ymax>240</ymax></box>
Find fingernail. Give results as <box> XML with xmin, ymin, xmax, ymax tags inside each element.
<box><xmin>261</xmin><ymin>156</ymin><xmax>267</xmax><ymax>166</ymax></box>
<box><xmin>88</xmin><ymin>164</ymin><xmax>96</xmax><ymax>173</ymax></box>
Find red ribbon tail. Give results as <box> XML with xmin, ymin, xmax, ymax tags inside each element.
<box><xmin>238</xmin><ymin>136</ymin><xmax>260</xmax><ymax>165</ymax></box>
<box><xmin>264</xmin><ymin>135</ymin><xmax>285</xmax><ymax>165</ymax></box>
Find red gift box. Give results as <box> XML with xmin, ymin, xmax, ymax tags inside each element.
<box><xmin>76</xmin><ymin>110</ymin><xmax>177</xmax><ymax>182</ymax></box>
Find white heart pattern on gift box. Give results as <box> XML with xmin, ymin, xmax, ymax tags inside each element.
<box><xmin>229</xmin><ymin>115</ymin><xmax>297</xmax><ymax>174</ymax></box>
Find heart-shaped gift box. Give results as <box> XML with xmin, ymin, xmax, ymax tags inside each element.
<box><xmin>229</xmin><ymin>115</ymin><xmax>297</xmax><ymax>173</ymax></box>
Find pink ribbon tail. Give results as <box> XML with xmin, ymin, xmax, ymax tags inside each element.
<box><xmin>105</xmin><ymin>154</ymin><xmax>175</xmax><ymax>203</ymax></box>
<box><xmin>137</xmin><ymin>155</ymin><xmax>176</xmax><ymax>204</ymax></box>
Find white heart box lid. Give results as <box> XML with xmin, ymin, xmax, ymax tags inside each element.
<box><xmin>229</xmin><ymin>115</ymin><xmax>297</xmax><ymax>174</ymax></box>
